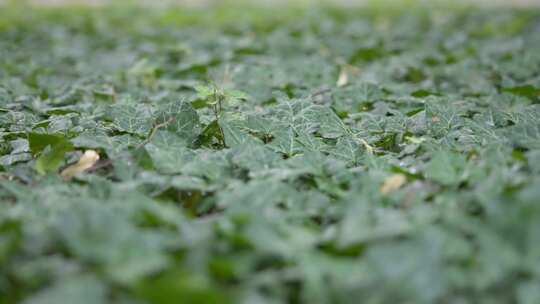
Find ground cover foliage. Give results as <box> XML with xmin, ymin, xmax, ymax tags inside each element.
<box><xmin>1</xmin><ymin>4</ymin><xmax>540</xmax><ymax>304</ymax></box>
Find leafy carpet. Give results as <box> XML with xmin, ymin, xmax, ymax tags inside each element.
<box><xmin>1</xmin><ymin>4</ymin><xmax>540</xmax><ymax>304</ymax></box>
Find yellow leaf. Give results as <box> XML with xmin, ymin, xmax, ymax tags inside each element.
<box><xmin>337</xmin><ymin>67</ymin><xmax>349</xmax><ymax>87</ymax></box>
<box><xmin>337</xmin><ymin>65</ymin><xmax>360</xmax><ymax>88</ymax></box>
<box><xmin>380</xmin><ymin>174</ymin><xmax>407</xmax><ymax>195</ymax></box>
<box><xmin>60</xmin><ymin>150</ymin><xmax>100</xmax><ymax>180</ymax></box>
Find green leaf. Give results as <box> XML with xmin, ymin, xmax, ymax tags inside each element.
<box><xmin>223</xmin><ymin>89</ymin><xmax>248</xmax><ymax>106</ymax></box>
<box><xmin>502</xmin><ymin>85</ymin><xmax>540</xmax><ymax>100</ymax></box>
<box><xmin>155</xmin><ymin>100</ymin><xmax>200</xmax><ymax>143</ymax></box>
<box><xmin>28</xmin><ymin>133</ymin><xmax>66</xmax><ymax>156</ymax></box>
<box><xmin>34</xmin><ymin>138</ymin><xmax>73</xmax><ymax>175</ymax></box>
<box><xmin>22</xmin><ymin>274</ymin><xmax>107</xmax><ymax>304</ymax></box>
<box><xmin>195</xmin><ymin>85</ymin><xmax>215</xmax><ymax>100</ymax></box>
<box><xmin>424</xmin><ymin>150</ymin><xmax>467</xmax><ymax>186</ymax></box>
<box><xmin>3</xmin><ymin>7</ymin><xmax>540</xmax><ymax>304</ymax></box>
<box><xmin>300</xmin><ymin>105</ymin><xmax>348</xmax><ymax>139</ymax></box>
<box><xmin>220</xmin><ymin>119</ymin><xmax>261</xmax><ymax>148</ymax></box>
<box><xmin>109</xmin><ymin>103</ymin><xmax>153</xmax><ymax>136</ymax></box>
<box><xmin>55</xmin><ymin>205</ymin><xmax>170</xmax><ymax>284</ymax></box>
<box><xmin>145</xmin><ymin>137</ymin><xmax>194</xmax><ymax>174</ymax></box>
<box><xmin>0</xmin><ymin>152</ymin><xmax>32</xmax><ymax>166</ymax></box>
<box><xmin>196</xmin><ymin>120</ymin><xmax>223</xmax><ymax>148</ymax></box>
<box><xmin>135</xmin><ymin>269</ymin><xmax>231</xmax><ymax>304</ymax></box>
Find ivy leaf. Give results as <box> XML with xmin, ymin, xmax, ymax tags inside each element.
<box><xmin>34</xmin><ymin>137</ymin><xmax>74</xmax><ymax>175</ymax></box>
<box><xmin>22</xmin><ymin>274</ymin><xmax>107</xmax><ymax>304</ymax></box>
<box><xmin>134</xmin><ymin>269</ymin><xmax>231</xmax><ymax>304</ymax></box>
<box><xmin>109</xmin><ymin>103</ymin><xmax>153</xmax><ymax>137</ymax></box>
<box><xmin>502</xmin><ymin>85</ymin><xmax>540</xmax><ymax>101</ymax></box>
<box><xmin>300</xmin><ymin>105</ymin><xmax>348</xmax><ymax>139</ymax></box>
<box><xmin>195</xmin><ymin>85</ymin><xmax>215</xmax><ymax>100</ymax></box>
<box><xmin>28</xmin><ymin>132</ymin><xmax>66</xmax><ymax>156</ymax></box>
<box><xmin>424</xmin><ymin>150</ymin><xmax>467</xmax><ymax>186</ymax></box>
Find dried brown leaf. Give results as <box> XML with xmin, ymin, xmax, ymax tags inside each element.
<box><xmin>380</xmin><ymin>174</ymin><xmax>407</xmax><ymax>195</ymax></box>
<box><xmin>60</xmin><ymin>150</ymin><xmax>100</xmax><ymax>180</ymax></box>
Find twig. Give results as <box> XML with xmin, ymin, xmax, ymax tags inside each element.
<box><xmin>358</xmin><ymin>137</ymin><xmax>374</xmax><ymax>155</ymax></box>
<box><xmin>135</xmin><ymin>116</ymin><xmax>175</xmax><ymax>150</ymax></box>
<box><xmin>86</xmin><ymin>159</ymin><xmax>113</xmax><ymax>173</ymax></box>
<box><xmin>87</xmin><ymin>116</ymin><xmax>172</xmax><ymax>173</ymax></box>
<box><xmin>211</xmin><ymin>87</ymin><xmax>227</xmax><ymax>148</ymax></box>
<box><xmin>310</xmin><ymin>87</ymin><xmax>333</xmax><ymax>98</ymax></box>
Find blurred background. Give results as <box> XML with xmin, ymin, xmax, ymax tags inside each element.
<box><xmin>1</xmin><ymin>0</ymin><xmax>539</xmax><ymax>7</ymax></box>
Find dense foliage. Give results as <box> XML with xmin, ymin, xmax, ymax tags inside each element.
<box><xmin>1</xmin><ymin>4</ymin><xmax>540</xmax><ymax>304</ymax></box>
